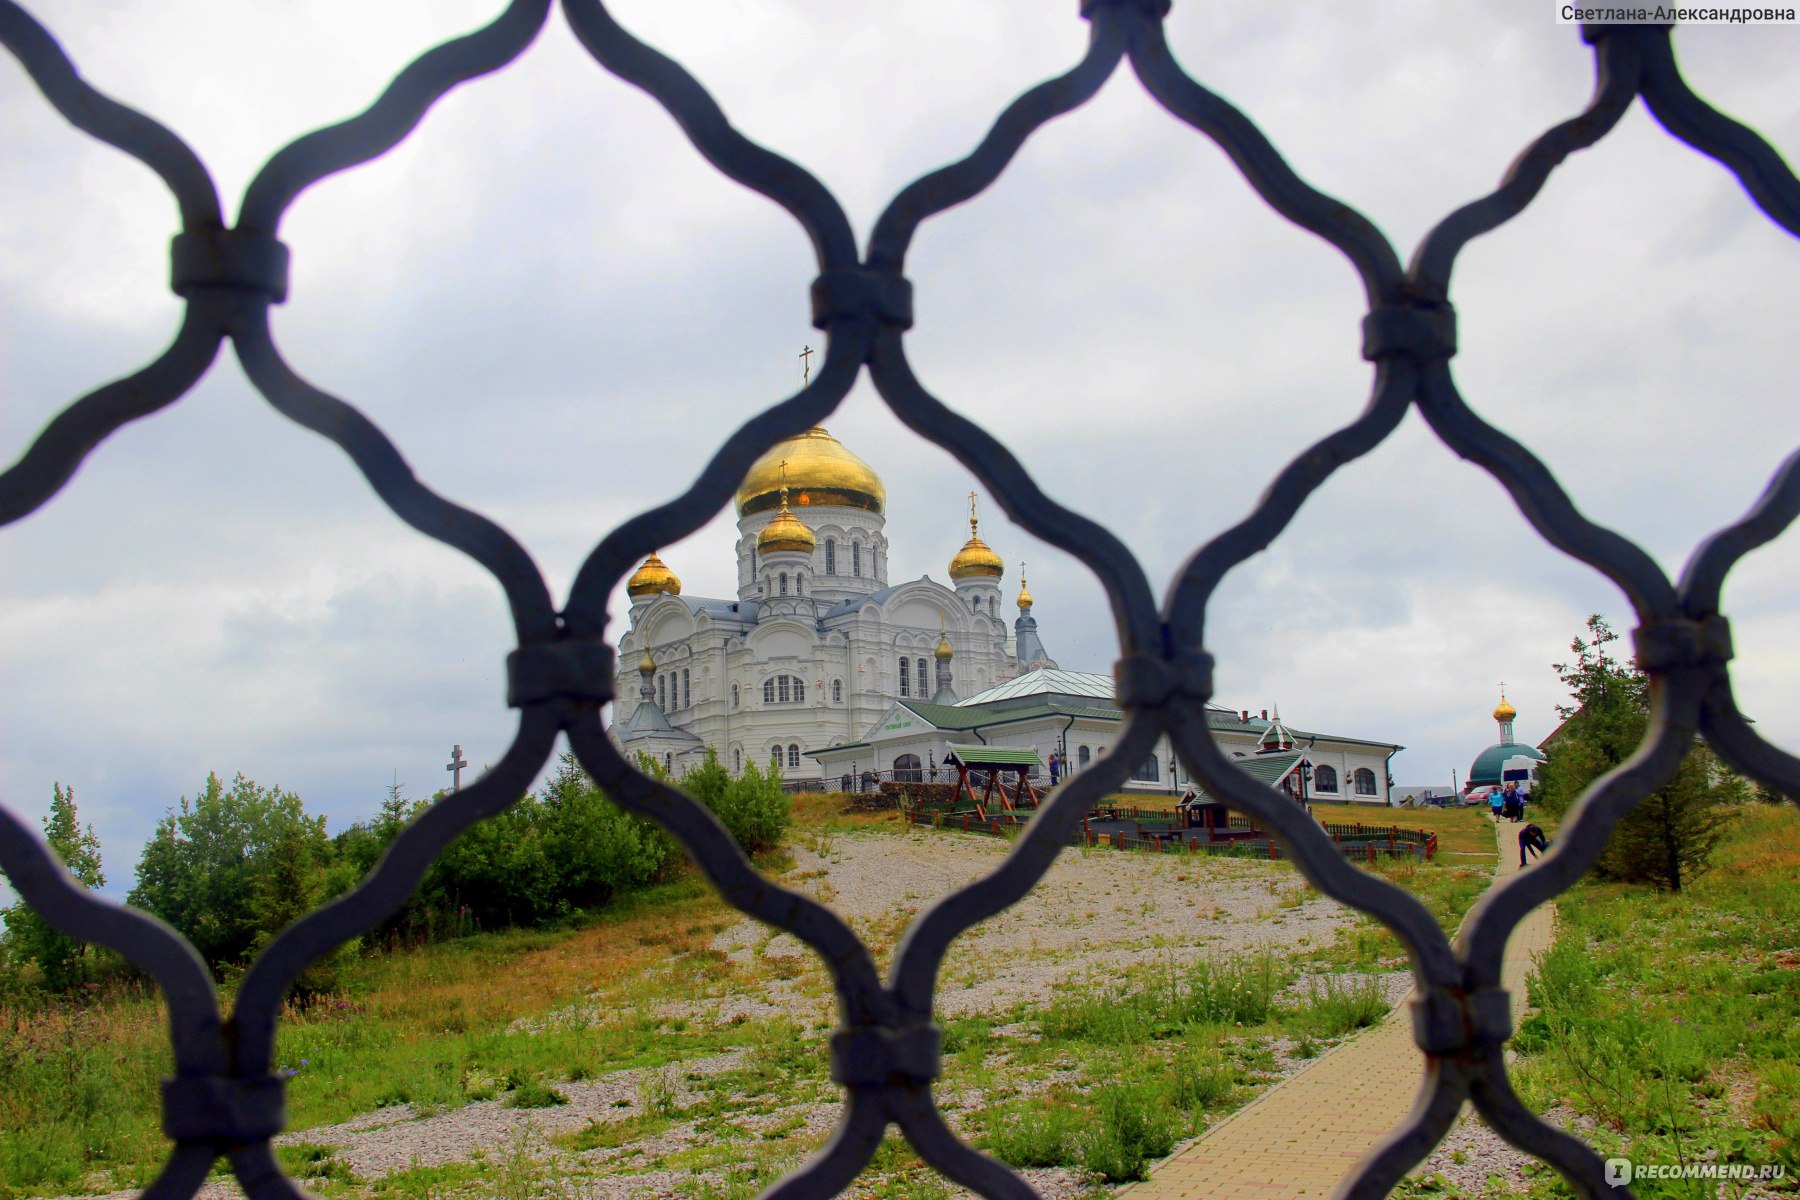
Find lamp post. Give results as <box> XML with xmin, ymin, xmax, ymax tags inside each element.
<box><xmin>1297</xmin><ymin>758</ymin><xmax>1312</xmax><ymax>808</ymax></box>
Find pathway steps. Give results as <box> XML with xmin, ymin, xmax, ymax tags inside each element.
<box><xmin>1117</xmin><ymin>817</ymin><xmax>1557</xmax><ymax>1199</ymax></box>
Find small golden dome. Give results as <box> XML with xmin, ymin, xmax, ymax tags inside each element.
<box><xmin>1494</xmin><ymin>696</ymin><xmax>1517</xmax><ymax>722</ymax></box>
<box><xmin>627</xmin><ymin>552</ymin><xmax>681</xmax><ymax>598</ymax></box>
<box><xmin>736</xmin><ymin>427</ymin><xmax>885</xmax><ymax>517</ymax></box>
<box><xmin>756</xmin><ymin>487</ymin><xmax>816</xmax><ymax>554</ymax></box>
<box><xmin>638</xmin><ymin>649</ymin><xmax>656</xmax><ymax>675</ymax></box>
<box><xmin>935</xmin><ymin>630</ymin><xmax>954</xmax><ymax>660</ymax></box>
<box><xmin>949</xmin><ymin>500</ymin><xmax>1005</xmax><ymax>581</ymax></box>
<box><xmin>1017</xmin><ymin>565</ymin><xmax>1033</xmax><ymax>610</ymax></box>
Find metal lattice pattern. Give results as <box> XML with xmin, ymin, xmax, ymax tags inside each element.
<box><xmin>2</xmin><ymin>4</ymin><xmax>1797</xmax><ymax>1197</ymax></box>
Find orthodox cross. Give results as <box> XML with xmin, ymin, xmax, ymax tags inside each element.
<box><xmin>446</xmin><ymin>744</ymin><xmax>468</xmax><ymax>791</ymax></box>
<box><xmin>799</xmin><ymin>344</ymin><xmax>814</xmax><ymax>386</ymax></box>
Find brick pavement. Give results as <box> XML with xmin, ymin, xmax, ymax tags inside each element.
<box><xmin>1117</xmin><ymin>816</ymin><xmax>1557</xmax><ymax>1199</ymax></box>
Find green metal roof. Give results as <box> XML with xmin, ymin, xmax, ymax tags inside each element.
<box><xmin>946</xmin><ymin>745</ymin><xmax>1043</xmax><ymax>768</ymax></box>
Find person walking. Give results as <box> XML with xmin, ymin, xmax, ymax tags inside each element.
<box><xmin>1489</xmin><ymin>788</ymin><xmax>1504</xmax><ymax>821</ymax></box>
<box><xmin>1502</xmin><ymin>781</ymin><xmax>1522</xmax><ymax>822</ymax></box>
<box><xmin>1518</xmin><ymin>822</ymin><xmax>1549</xmax><ymax>866</ymax></box>
<box><xmin>1048</xmin><ymin>751</ymin><xmax>1060</xmax><ymax>786</ymax></box>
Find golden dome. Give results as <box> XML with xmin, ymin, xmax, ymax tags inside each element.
<box><xmin>935</xmin><ymin>630</ymin><xmax>954</xmax><ymax>660</ymax></box>
<box><xmin>1494</xmin><ymin>695</ymin><xmax>1517</xmax><ymax>722</ymax></box>
<box><xmin>736</xmin><ymin>427</ymin><xmax>884</xmax><ymax>517</ymax></box>
<box><xmin>949</xmin><ymin>501</ymin><xmax>1005</xmax><ymax>581</ymax></box>
<box><xmin>626</xmin><ymin>552</ymin><xmax>681</xmax><ymax>598</ymax></box>
<box><xmin>638</xmin><ymin>648</ymin><xmax>656</xmax><ymax>675</ymax></box>
<box><xmin>1017</xmin><ymin>568</ymin><xmax>1033</xmax><ymax>610</ymax></box>
<box><xmin>756</xmin><ymin>487</ymin><xmax>816</xmax><ymax>554</ymax></box>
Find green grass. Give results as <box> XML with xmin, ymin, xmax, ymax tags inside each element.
<box><xmin>1506</xmin><ymin>803</ymin><xmax>1800</xmax><ymax>1199</ymax></box>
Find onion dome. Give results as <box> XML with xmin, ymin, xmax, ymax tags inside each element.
<box><xmin>756</xmin><ymin>486</ymin><xmax>816</xmax><ymax>554</ymax></box>
<box><xmin>1493</xmin><ymin>695</ymin><xmax>1517</xmax><ymax>722</ymax></box>
<box><xmin>949</xmin><ymin>500</ymin><xmax>1005</xmax><ymax>581</ymax></box>
<box><xmin>627</xmin><ymin>552</ymin><xmax>681</xmax><ymax>598</ymax></box>
<box><xmin>638</xmin><ymin>649</ymin><xmax>656</xmax><ymax>676</ymax></box>
<box><xmin>736</xmin><ymin>426</ymin><xmax>884</xmax><ymax>517</ymax></box>
<box><xmin>1017</xmin><ymin>566</ymin><xmax>1034</xmax><ymax>610</ymax></box>
<box><xmin>935</xmin><ymin>630</ymin><xmax>955</xmax><ymax>660</ymax></box>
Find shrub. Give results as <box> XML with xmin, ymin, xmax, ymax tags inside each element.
<box><xmin>680</xmin><ymin>751</ymin><xmax>792</xmax><ymax>855</ymax></box>
<box><xmin>1294</xmin><ymin>974</ymin><xmax>1389</xmax><ymax>1036</ymax></box>
<box><xmin>1076</xmin><ymin>1083</ymin><xmax>1184</xmax><ymax>1181</ymax></box>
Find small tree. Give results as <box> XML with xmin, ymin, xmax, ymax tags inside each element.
<box><xmin>1534</xmin><ymin>615</ymin><xmax>1741</xmax><ymax>891</ymax></box>
<box><xmin>2</xmin><ymin>783</ymin><xmax>105</xmax><ymax>992</ymax></box>
<box><xmin>128</xmin><ymin>773</ymin><xmax>329</xmax><ymax>971</ymax></box>
<box><xmin>679</xmin><ymin>750</ymin><xmax>791</xmax><ymax>855</ymax></box>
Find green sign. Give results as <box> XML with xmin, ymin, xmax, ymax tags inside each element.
<box><xmin>883</xmin><ymin>717</ymin><xmax>914</xmax><ymax>731</ymax></box>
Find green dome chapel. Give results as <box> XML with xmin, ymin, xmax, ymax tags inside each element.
<box><xmin>1467</xmin><ymin>691</ymin><xmax>1545</xmax><ymax>789</ymax></box>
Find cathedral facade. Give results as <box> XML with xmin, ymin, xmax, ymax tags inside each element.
<box><xmin>609</xmin><ymin>426</ymin><xmax>1056</xmax><ymax>778</ymax></box>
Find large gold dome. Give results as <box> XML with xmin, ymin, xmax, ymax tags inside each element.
<box><xmin>736</xmin><ymin>427</ymin><xmax>885</xmax><ymax>517</ymax></box>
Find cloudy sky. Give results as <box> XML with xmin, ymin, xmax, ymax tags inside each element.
<box><xmin>2</xmin><ymin>1</ymin><xmax>1796</xmax><ymax>903</ymax></box>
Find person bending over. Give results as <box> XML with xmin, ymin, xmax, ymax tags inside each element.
<box><xmin>1518</xmin><ymin>823</ymin><xmax>1549</xmax><ymax>867</ymax></box>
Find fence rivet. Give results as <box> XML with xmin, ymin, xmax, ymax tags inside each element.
<box><xmin>506</xmin><ymin>640</ymin><xmax>615</xmax><ymax>707</ymax></box>
<box><xmin>170</xmin><ymin>230</ymin><xmax>290</xmax><ymax>303</ymax></box>
<box><xmin>830</xmin><ymin>1024</ymin><xmax>942</xmax><ymax>1087</ymax></box>
<box><xmin>810</xmin><ymin>268</ymin><xmax>913</xmax><ymax>330</ymax></box>
<box><xmin>1632</xmin><ymin>615</ymin><xmax>1733</xmax><ymax>673</ymax></box>
<box><xmin>1360</xmin><ymin>301</ymin><xmax>1456</xmax><ymax>364</ymax></box>
<box><xmin>161</xmin><ymin>1075</ymin><xmax>286</xmax><ymax>1144</ymax></box>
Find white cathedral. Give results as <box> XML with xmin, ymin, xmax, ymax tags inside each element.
<box><xmin>607</xmin><ymin>426</ymin><xmax>1404</xmax><ymax>805</ymax></box>
<box><xmin>610</xmin><ymin>426</ymin><xmax>1055</xmax><ymax>778</ymax></box>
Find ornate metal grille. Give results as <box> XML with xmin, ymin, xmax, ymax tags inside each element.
<box><xmin>2</xmin><ymin>4</ymin><xmax>1797</xmax><ymax>1198</ymax></box>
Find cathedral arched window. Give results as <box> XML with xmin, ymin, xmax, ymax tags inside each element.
<box><xmin>917</xmin><ymin>659</ymin><xmax>928</xmax><ymax>695</ymax></box>
<box><xmin>894</xmin><ymin>753</ymin><xmax>922</xmax><ymax>783</ymax></box>
<box><xmin>852</xmin><ymin>542</ymin><xmax>862</xmax><ymax>576</ymax></box>
<box><xmin>681</xmin><ymin>669</ymin><xmax>689</xmax><ymax>709</ymax></box>
<box><xmin>825</xmin><ymin>539</ymin><xmax>836</xmax><ymax>575</ymax></box>
<box><xmin>734</xmin><ymin>748</ymin><xmax>742</xmax><ymax>772</ymax></box>
<box><xmin>796</xmin><ymin>577</ymin><xmax>804</xmax><ymax>595</ymax></box>
<box><xmin>898</xmin><ymin>657</ymin><xmax>910</xmax><ymax>697</ymax></box>
<box><xmin>1353</xmin><ymin>767</ymin><xmax>1377</xmax><ymax>796</ymax></box>
<box><xmin>1078</xmin><ymin>745</ymin><xmax>1091</xmax><ymax>767</ymax></box>
<box><xmin>771</xmin><ymin>746</ymin><xmax>781</xmax><ymax>769</ymax></box>
<box><xmin>665</xmin><ymin>752</ymin><xmax>673</xmax><ymax>773</ymax></box>
<box><xmin>832</xmin><ymin>679</ymin><xmax>842</xmax><ymax>704</ymax></box>
<box><xmin>1313</xmin><ymin>765</ymin><xmax>1338</xmax><ymax>793</ymax></box>
<box><xmin>779</xmin><ymin>572</ymin><xmax>788</xmax><ymax>596</ymax></box>
<box><xmin>971</xmin><ymin>597</ymin><xmax>978</xmax><ymax>612</ymax></box>
<box><xmin>793</xmin><ymin>678</ymin><xmax>804</xmax><ymax>703</ymax></box>
<box><xmin>763</xmin><ymin>679</ymin><xmax>775</xmax><ymax>704</ymax></box>
<box><xmin>657</xmin><ymin>674</ymin><xmax>666</xmax><ymax>710</ymax></box>
<box><xmin>777</xmin><ymin>675</ymin><xmax>791</xmax><ymax>703</ymax></box>
<box><xmin>731</xmin><ymin>683</ymin><xmax>740</xmax><ymax>708</ymax></box>
<box><xmin>788</xmin><ymin>744</ymin><xmax>800</xmax><ymax>769</ymax></box>
<box><xmin>1133</xmin><ymin>756</ymin><xmax>1160</xmax><ymax>782</ymax></box>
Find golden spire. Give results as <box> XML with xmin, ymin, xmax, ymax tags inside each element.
<box><xmin>948</xmin><ymin>492</ymin><xmax>1005</xmax><ymax>581</ymax></box>
<box><xmin>1017</xmin><ymin>561</ymin><xmax>1033</xmax><ymax>610</ymax></box>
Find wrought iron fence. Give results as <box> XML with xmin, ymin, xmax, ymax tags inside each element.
<box><xmin>1</xmin><ymin>3</ymin><xmax>1797</xmax><ymax>1198</ymax></box>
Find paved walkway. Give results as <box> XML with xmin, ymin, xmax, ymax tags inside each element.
<box><xmin>1118</xmin><ymin>819</ymin><xmax>1557</xmax><ymax>1199</ymax></box>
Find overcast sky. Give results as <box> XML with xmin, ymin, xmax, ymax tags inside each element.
<box><xmin>3</xmin><ymin>1</ymin><xmax>1797</xmax><ymax>904</ymax></box>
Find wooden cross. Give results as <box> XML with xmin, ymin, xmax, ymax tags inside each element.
<box><xmin>446</xmin><ymin>744</ymin><xmax>468</xmax><ymax>791</ymax></box>
<box><xmin>799</xmin><ymin>344</ymin><xmax>814</xmax><ymax>386</ymax></box>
